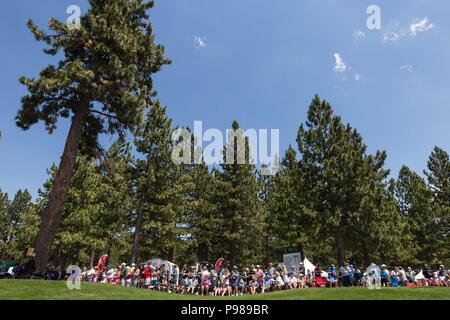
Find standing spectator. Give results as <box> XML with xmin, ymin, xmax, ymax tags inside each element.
<box><xmin>267</xmin><ymin>263</ymin><xmax>276</xmax><ymax>278</ymax></box>
<box><xmin>398</xmin><ymin>267</ymin><xmax>408</xmax><ymax>286</ymax></box>
<box><xmin>314</xmin><ymin>264</ymin><xmax>326</xmax><ymax>288</ymax></box>
<box><xmin>390</xmin><ymin>267</ymin><xmax>400</xmax><ymax>287</ymax></box>
<box><xmin>327</xmin><ymin>264</ymin><xmax>338</xmax><ymax>288</ymax></box>
<box><xmin>256</xmin><ymin>265</ymin><xmax>265</xmax><ymax>293</ymax></box>
<box><xmin>87</xmin><ymin>266</ymin><xmax>95</xmax><ymax>282</ymax></box>
<box><xmin>339</xmin><ymin>263</ymin><xmax>351</xmax><ymax>287</ymax></box>
<box><xmin>299</xmin><ymin>262</ymin><xmax>305</xmax><ymax>277</ymax></box>
<box><xmin>423</xmin><ymin>264</ymin><xmax>433</xmax><ymax>286</ymax></box>
<box><xmin>406</xmin><ymin>267</ymin><xmax>416</xmax><ymax>284</ymax></box>
<box><xmin>80</xmin><ymin>267</ymin><xmax>87</xmax><ymax>282</ymax></box>
<box><xmin>201</xmin><ymin>265</ymin><xmax>211</xmax><ymax>296</ymax></box>
<box><xmin>438</xmin><ymin>265</ymin><xmax>448</xmax><ymax>287</ymax></box>
<box><xmin>106</xmin><ymin>266</ymin><xmax>115</xmax><ymax>284</ymax></box>
<box><xmin>353</xmin><ymin>268</ymin><xmax>362</xmax><ymax>286</ymax></box>
<box><xmin>348</xmin><ymin>264</ymin><xmax>355</xmax><ymax>286</ymax></box>
<box><xmin>231</xmin><ymin>266</ymin><xmax>240</xmax><ymax>296</ymax></box>
<box><xmin>380</xmin><ymin>265</ymin><xmax>390</xmax><ymax>287</ymax></box>
<box><xmin>143</xmin><ymin>263</ymin><xmax>152</xmax><ymax>288</ymax></box>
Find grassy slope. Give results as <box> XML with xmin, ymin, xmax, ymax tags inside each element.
<box><xmin>0</xmin><ymin>280</ymin><xmax>449</xmax><ymax>300</ymax></box>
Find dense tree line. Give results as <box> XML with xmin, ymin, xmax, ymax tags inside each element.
<box><xmin>1</xmin><ymin>95</ymin><xmax>449</xmax><ymax>271</ymax></box>
<box><xmin>1</xmin><ymin>1</ymin><xmax>449</xmax><ymax>273</ymax></box>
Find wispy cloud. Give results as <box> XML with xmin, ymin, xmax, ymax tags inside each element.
<box><xmin>333</xmin><ymin>53</ymin><xmax>360</xmax><ymax>81</ymax></box>
<box><xmin>194</xmin><ymin>36</ymin><xmax>207</xmax><ymax>49</ymax></box>
<box><xmin>383</xmin><ymin>17</ymin><xmax>435</xmax><ymax>43</ymax></box>
<box><xmin>353</xmin><ymin>30</ymin><xmax>366</xmax><ymax>41</ymax></box>
<box><xmin>334</xmin><ymin>53</ymin><xmax>348</xmax><ymax>73</ymax></box>
<box><xmin>409</xmin><ymin>18</ymin><xmax>435</xmax><ymax>36</ymax></box>
<box><xmin>383</xmin><ymin>31</ymin><xmax>405</xmax><ymax>43</ymax></box>
<box><xmin>400</xmin><ymin>65</ymin><xmax>413</xmax><ymax>73</ymax></box>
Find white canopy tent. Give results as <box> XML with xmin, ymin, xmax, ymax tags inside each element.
<box><xmin>303</xmin><ymin>257</ymin><xmax>328</xmax><ymax>277</ymax></box>
<box><xmin>146</xmin><ymin>258</ymin><xmax>180</xmax><ymax>285</ymax></box>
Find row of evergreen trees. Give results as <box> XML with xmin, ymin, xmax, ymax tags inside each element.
<box><xmin>2</xmin><ymin>0</ymin><xmax>449</xmax><ymax>272</ymax></box>
<box><xmin>1</xmin><ymin>95</ymin><xmax>449</xmax><ymax>269</ymax></box>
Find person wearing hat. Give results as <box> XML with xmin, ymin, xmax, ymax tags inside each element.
<box><xmin>125</xmin><ymin>264</ymin><xmax>135</xmax><ymax>287</ymax></box>
<box><xmin>267</xmin><ymin>263</ymin><xmax>276</xmax><ymax>278</ymax></box>
<box><xmin>92</xmin><ymin>266</ymin><xmax>99</xmax><ymax>283</ymax></box>
<box><xmin>274</xmin><ymin>271</ymin><xmax>285</xmax><ymax>290</ymax></box>
<box><xmin>221</xmin><ymin>268</ymin><xmax>232</xmax><ymax>296</ymax></box>
<box><xmin>200</xmin><ymin>265</ymin><xmax>212</xmax><ymax>296</ymax></box>
<box><xmin>240</xmin><ymin>268</ymin><xmax>249</xmax><ymax>294</ymax></box>
<box><xmin>120</xmin><ymin>263</ymin><xmax>128</xmax><ymax>286</ymax></box>
<box><xmin>132</xmin><ymin>263</ymin><xmax>140</xmax><ymax>288</ymax></box>
<box><xmin>398</xmin><ymin>266</ymin><xmax>408</xmax><ymax>286</ymax></box>
<box><xmin>390</xmin><ymin>266</ymin><xmax>400</xmax><ymax>287</ymax></box>
<box><xmin>438</xmin><ymin>265</ymin><xmax>448</xmax><ymax>286</ymax></box>
<box><xmin>299</xmin><ymin>262</ymin><xmax>305</xmax><ymax>276</ymax></box>
<box><xmin>327</xmin><ymin>264</ymin><xmax>337</xmax><ymax>287</ymax></box>
<box><xmin>256</xmin><ymin>265</ymin><xmax>264</xmax><ymax>293</ymax></box>
<box><xmin>143</xmin><ymin>262</ymin><xmax>152</xmax><ymax>289</ymax></box>
<box><xmin>248</xmin><ymin>275</ymin><xmax>259</xmax><ymax>295</ymax></box>
<box><xmin>406</xmin><ymin>267</ymin><xmax>416</xmax><ymax>284</ymax></box>
<box><xmin>231</xmin><ymin>266</ymin><xmax>240</xmax><ymax>296</ymax></box>
<box><xmin>287</xmin><ymin>271</ymin><xmax>298</xmax><ymax>289</ymax></box>
<box><xmin>339</xmin><ymin>262</ymin><xmax>351</xmax><ymax>287</ymax></box>
<box><xmin>106</xmin><ymin>265</ymin><xmax>115</xmax><ymax>284</ymax></box>
<box><xmin>86</xmin><ymin>266</ymin><xmax>95</xmax><ymax>283</ymax></box>
<box><xmin>380</xmin><ymin>264</ymin><xmax>390</xmax><ymax>287</ymax></box>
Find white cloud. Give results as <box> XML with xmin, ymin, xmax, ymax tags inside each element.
<box><xmin>382</xmin><ymin>31</ymin><xmax>405</xmax><ymax>43</ymax></box>
<box><xmin>194</xmin><ymin>36</ymin><xmax>207</xmax><ymax>49</ymax></box>
<box><xmin>400</xmin><ymin>65</ymin><xmax>413</xmax><ymax>73</ymax></box>
<box><xmin>383</xmin><ymin>17</ymin><xmax>435</xmax><ymax>43</ymax></box>
<box><xmin>353</xmin><ymin>30</ymin><xmax>366</xmax><ymax>41</ymax></box>
<box><xmin>334</xmin><ymin>53</ymin><xmax>348</xmax><ymax>73</ymax></box>
<box><xmin>409</xmin><ymin>17</ymin><xmax>434</xmax><ymax>36</ymax></box>
<box><xmin>333</xmin><ymin>53</ymin><xmax>360</xmax><ymax>81</ymax></box>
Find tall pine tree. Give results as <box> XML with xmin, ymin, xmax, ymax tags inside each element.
<box><xmin>131</xmin><ymin>101</ymin><xmax>177</xmax><ymax>262</ymax></box>
<box><xmin>17</xmin><ymin>0</ymin><xmax>170</xmax><ymax>272</ymax></box>
<box><xmin>215</xmin><ymin>121</ymin><xmax>264</xmax><ymax>266</ymax></box>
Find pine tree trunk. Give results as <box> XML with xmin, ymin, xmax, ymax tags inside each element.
<box><xmin>167</xmin><ymin>247</ymin><xmax>174</xmax><ymax>262</ymax></box>
<box><xmin>89</xmin><ymin>248</ymin><xmax>96</xmax><ymax>267</ymax></box>
<box><xmin>230</xmin><ymin>242</ymin><xmax>237</xmax><ymax>267</ymax></box>
<box><xmin>54</xmin><ymin>245</ymin><xmax>62</xmax><ymax>269</ymax></box>
<box><xmin>335</xmin><ymin>228</ymin><xmax>345</xmax><ymax>267</ymax></box>
<box><xmin>198</xmin><ymin>241</ymin><xmax>208</xmax><ymax>262</ymax></box>
<box><xmin>299</xmin><ymin>243</ymin><xmax>305</xmax><ymax>262</ymax></box>
<box><xmin>107</xmin><ymin>240</ymin><xmax>113</xmax><ymax>264</ymax></box>
<box><xmin>264</xmin><ymin>235</ymin><xmax>270</xmax><ymax>266</ymax></box>
<box><xmin>33</xmin><ymin>99</ymin><xmax>89</xmax><ymax>274</ymax></box>
<box><xmin>362</xmin><ymin>241</ymin><xmax>370</xmax><ymax>267</ymax></box>
<box><xmin>131</xmin><ymin>209</ymin><xmax>144</xmax><ymax>263</ymax></box>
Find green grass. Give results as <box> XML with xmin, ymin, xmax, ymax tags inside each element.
<box><xmin>0</xmin><ymin>280</ymin><xmax>449</xmax><ymax>300</ymax></box>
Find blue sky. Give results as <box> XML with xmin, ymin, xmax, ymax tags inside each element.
<box><xmin>1</xmin><ymin>0</ymin><xmax>449</xmax><ymax>199</ymax></box>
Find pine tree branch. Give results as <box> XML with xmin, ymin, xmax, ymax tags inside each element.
<box><xmin>89</xmin><ymin>109</ymin><xmax>118</xmax><ymax>120</ymax></box>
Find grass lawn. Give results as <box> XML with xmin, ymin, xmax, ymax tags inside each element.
<box><xmin>0</xmin><ymin>280</ymin><xmax>449</xmax><ymax>300</ymax></box>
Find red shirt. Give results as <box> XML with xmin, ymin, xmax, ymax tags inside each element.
<box><xmin>144</xmin><ymin>266</ymin><xmax>152</xmax><ymax>279</ymax></box>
